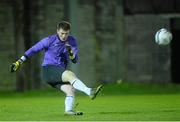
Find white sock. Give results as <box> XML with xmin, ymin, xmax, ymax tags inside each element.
<box><xmin>65</xmin><ymin>96</ymin><xmax>74</xmax><ymax>112</ymax></box>
<box><xmin>70</xmin><ymin>79</ymin><xmax>91</xmax><ymax>96</ymax></box>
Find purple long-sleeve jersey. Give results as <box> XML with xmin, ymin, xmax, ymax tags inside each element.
<box><xmin>24</xmin><ymin>34</ymin><xmax>78</xmax><ymax>69</ymax></box>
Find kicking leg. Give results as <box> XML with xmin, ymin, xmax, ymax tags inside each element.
<box><xmin>62</xmin><ymin>70</ymin><xmax>91</xmax><ymax>95</ymax></box>
<box><xmin>61</xmin><ymin>70</ymin><xmax>103</xmax><ymax>100</ymax></box>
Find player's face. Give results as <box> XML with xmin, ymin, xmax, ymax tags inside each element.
<box><xmin>57</xmin><ymin>29</ymin><xmax>70</xmax><ymax>41</ymax></box>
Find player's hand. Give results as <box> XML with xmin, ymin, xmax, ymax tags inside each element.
<box><xmin>65</xmin><ymin>44</ymin><xmax>75</xmax><ymax>59</ymax></box>
<box><xmin>10</xmin><ymin>59</ymin><xmax>23</xmax><ymax>73</ymax></box>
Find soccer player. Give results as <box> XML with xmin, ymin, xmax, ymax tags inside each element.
<box><xmin>11</xmin><ymin>21</ymin><xmax>103</xmax><ymax>115</ymax></box>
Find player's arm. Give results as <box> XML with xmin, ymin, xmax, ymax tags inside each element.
<box><xmin>65</xmin><ymin>43</ymin><xmax>78</xmax><ymax>63</ymax></box>
<box><xmin>65</xmin><ymin>44</ymin><xmax>75</xmax><ymax>58</ymax></box>
<box><xmin>10</xmin><ymin>37</ymin><xmax>50</xmax><ymax>73</ymax></box>
<box><xmin>24</xmin><ymin>37</ymin><xmax>50</xmax><ymax>57</ymax></box>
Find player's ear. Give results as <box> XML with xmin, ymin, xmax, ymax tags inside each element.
<box><xmin>57</xmin><ymin>29</ymin><xmax>60</xmax><ymax>34</ymax></box>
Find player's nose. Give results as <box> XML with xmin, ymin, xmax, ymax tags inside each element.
<box><xmin>62</xmin><ymin>34</ymin><xmax>67</xmax><ymax>38</ymax></box>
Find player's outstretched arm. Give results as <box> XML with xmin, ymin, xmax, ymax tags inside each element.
<box><xmin>10</xmin><ymin>55</ymin><xmax>27</xmax><ymax>73</ymax></box>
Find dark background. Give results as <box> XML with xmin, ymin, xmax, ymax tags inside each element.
<box><xmin>0</xmin><ymin>0</ymin><xmax>179</xmax><ymax>91</ymax></box>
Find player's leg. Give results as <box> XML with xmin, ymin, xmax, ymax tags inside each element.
<box><xmin>60</xmin><ymin>84</ymin><xmax>75</xmax><ymax>113</ymax></box>
<box><xmin>61</xmin><ymin>70</ymin><xmax>103</xmax><ymax>100</ymax></box>
<box><xmin>42</xmin><ymin>66</ymin><xmax>73</xmax><ymax>114</ymax></box>
<box><xmin>62</xmin><ymin>70</ymin><xmax>91</xmax><ymax>95</ymax></box>
<box><xmin>42</xmin><ymin>66</ymin><xmax>82</xmax><ymax>115</ymax></box>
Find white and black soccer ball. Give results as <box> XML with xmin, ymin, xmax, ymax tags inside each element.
<box><xmin>155</xmin><ymin>28</ymin><xmax>172</xmax><ymax>45</ymax></box>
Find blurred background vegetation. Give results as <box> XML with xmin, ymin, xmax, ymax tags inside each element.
<box><xmin>0</xmin><ymin>0</ymin><xmax>180</xmax><ymax>91</ymax></box>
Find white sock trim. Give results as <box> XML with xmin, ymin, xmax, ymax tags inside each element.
<box><xmin>70</xmin><ymin>79</ymin><xmax>91</xmax><ymax>96</ymax></box>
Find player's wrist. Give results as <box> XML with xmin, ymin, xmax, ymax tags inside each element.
<box><xmin>18</xmin><ymin>55</ymin><xmax>27</xmax><ymax>64</ymax></box>
<box><xmin>20</xmin><ymin>55</ymin><xmax>28</xmax><ymax>61</ymax></box>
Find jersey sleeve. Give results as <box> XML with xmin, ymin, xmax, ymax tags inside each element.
<box><xmin>24</xmin><ymin>37</ymin><xmax>50</xmax><ymax>57</ymax></box>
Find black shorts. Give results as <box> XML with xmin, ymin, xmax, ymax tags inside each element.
<box><xmin>42</xmin><ymin>65</ymin><xmax>70</xmax><ymax>88</ymax></box>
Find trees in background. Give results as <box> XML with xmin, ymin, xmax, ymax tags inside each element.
<box><xmin>12</xmin><ymin>0</ymin><xmax>44</xmax><ymax>91</ymax></box>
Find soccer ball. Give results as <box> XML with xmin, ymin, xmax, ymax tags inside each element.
<box><xmin>155</xmin><ymin>28</ymin><xmax>172</xmax><ymax>45</ymax></box>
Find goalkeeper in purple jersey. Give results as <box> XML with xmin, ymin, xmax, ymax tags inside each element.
<box><xmin>11</xmin><ymin>21</ymin><xmax>103</xmax><ymax>115</ymax></box>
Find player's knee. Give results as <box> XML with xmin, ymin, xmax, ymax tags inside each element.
<box><xmin>62</xmin><ymin>70</ymin><xmax>76</xmax><ymax>82</ymax></box>
<box><xmin>61</xmin><ymin>85</ymin><xmax>75</xmax><ymax>96</ymax></box>
<box><xmin>67</xmin><ymin>87</ymin><xmax>75</xmax><ymax>96</ymax></box>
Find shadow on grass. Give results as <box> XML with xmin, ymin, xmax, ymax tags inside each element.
<box><xmin>99</xmin><ymin>111</ymin><xmax>141</xmax><ymax>115</ymax></box>
<box><xmin>99</xmin><ymin>109</ymin><xmax>180</xmax><ymax>115</ymax></box>
<box><xmin>161</xmin><ymin>109</ymin><xmax>179</xmax><ymax>113</ymax></box>
<box><xmin>101</xmin><ymin>82</ymin><xmax>180</xmax><ymax>95</ymax></box>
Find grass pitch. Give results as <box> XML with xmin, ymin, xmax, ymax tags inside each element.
<box><xmin>0</xmin><ymin>83</ymin><xmax>180</xmax><ymax>121</ymax></box>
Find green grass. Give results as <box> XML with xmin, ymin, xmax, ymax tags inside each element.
<box><xmin>0</xmin><ymin>83</ymin><xmax>180</xmax><ymax>121</ymax></box>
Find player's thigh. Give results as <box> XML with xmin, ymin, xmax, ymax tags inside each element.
<box><xmin>42</xmin><ymin>65</ymin><xmax>65</xmax><ymax>84</ymax></box>
<box><xmin>61</xmin><ymin>70</ymin><xmax>77</xmax><ymax>82</ymax></box>
<box><xmin>60</xmin><ymin>84</ymin><xmax>75</xmax><ymax>96</ymax></box>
